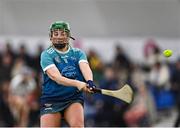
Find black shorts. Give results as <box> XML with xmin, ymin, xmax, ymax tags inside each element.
<box><xmin>40</xmin><ymin>99</ymin><xmax>84</xmax><ymax>116</ymax></box>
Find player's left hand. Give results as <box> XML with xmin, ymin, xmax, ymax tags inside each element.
<box><xmin>86</xmin><ymin>80</ymin><xmax>96</xmax><ymax>91</ymax></box>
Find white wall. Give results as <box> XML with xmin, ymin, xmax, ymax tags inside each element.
<box><xmin>0</xmin><ymin>0</ymin><xmax>179</xmax><ymax>38</ymax></box>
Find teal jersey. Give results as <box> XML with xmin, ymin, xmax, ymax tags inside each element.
<box><xmin>40</xmin><ymin>46</ymin><xmax>88</xmax><ymax>104</ymax></box>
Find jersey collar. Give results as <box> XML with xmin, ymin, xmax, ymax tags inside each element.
<box><xmin>54</xmin><ymin>45</ymin><xmax>71</xmax><ymax>54</ymax></box>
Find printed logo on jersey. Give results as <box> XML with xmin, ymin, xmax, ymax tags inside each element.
<box><xmin>71</xmin><ymin>57</ymin><xmax>78</xmax><ymax>62</ymax></box>
<box><xmin>61</xmin><ymin>66</ymin><xmax>77</xmax><ymax>79</ymax></box>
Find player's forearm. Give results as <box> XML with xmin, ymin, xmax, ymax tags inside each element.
<box><xmin>79</xmin><ymin>62</ymin><xmax>93</xmax><ymax>81</ymax></box>
<box><xmin>54</xmin><ymin>75</ymin><xmax>86</xmax><ymax>90</ymax></box>
<box><xmin>46</xmin><ymin>66</ymin><xmax>86</xmax><ymax>90</ymax></box>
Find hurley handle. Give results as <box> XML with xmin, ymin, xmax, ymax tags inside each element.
<box><xmin>92</xmin><ymin>88</ymin><xmax>102</xmax><ymax>93</ymax></box>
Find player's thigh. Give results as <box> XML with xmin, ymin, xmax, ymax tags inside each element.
<box><xmin>64</xmin><ymin>102</ymin><xmax>84</xmax><ymax>127</ymax></box>
<box><xmin>40</xmin><ymin>113</ymin><xmax>62</xmax><ymax>127</ymax></box>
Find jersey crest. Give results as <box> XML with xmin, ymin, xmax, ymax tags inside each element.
<box><xmin>55</xmin><ymin>56</ymin><xmax>61</xmax><ymax>63</ymax></box>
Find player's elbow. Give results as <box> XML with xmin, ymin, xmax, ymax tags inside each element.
<box><xmin>47</xmin><ymin>71</ymin><xmax>60</xmax><ymax>82</ymax></box>
<box><xmin>51</xmin><ymin>73</ymin><xmax>61</xmax><ymax>82</ymax></box>
<box><xmin>50</xmin><ymin>74</ymin><xmax>58</xmax><ymax>81</ymax></box>
<box><xmin>51</xmin><ymin>74</ymin><xmax>65</xmax><ymax>85</ymax></box>
<box><xmin>46</xmin><ymin>67</ymin><xmax>66</xmax><ymax>85</ymax></box>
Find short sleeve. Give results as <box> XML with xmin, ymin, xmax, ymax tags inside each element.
<box><xmin>40</xmin><ymin>51</ymin><xmax>55</xmax><ymax>72</ymax></box>
<box><xmin>78</xmin><ymin>50</ymin><xmax>88</xmax><ymax>64</ymax></box>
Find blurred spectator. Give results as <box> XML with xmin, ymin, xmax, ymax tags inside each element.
<box><xmin>170</xmin><ymin>58</ymin><xmax>180</xmax><ymax>127</ymax></box>
<box><xmin>94</xmin><ymin>64</ymin><xmax>128</xmax><ymax>126</ymax></box>
<box><xmin>31</xmin><ymin>44</ymin><xmax>44</xmax><ymax>72</ymax></box>
<box><xmin>4</xmin><ymin>42</ymin><xmax>16</xmax><ymax>59</ymax></box>
<box><xmin>113</xmin><ymin>45</ymin><xmax>132</xmax><ymax>87</ymax></box>
<box><xmin>143</xmin><ymin>39</ymin><xmax>163</xmax><ymax>67</ymax></box>
<box><xmin>11</xmin><ymin>58</ymin><xmax>27</xmax><ymax>77</ymax></box>
<box><xmin>0</xmin><ymin>81</ymin><xmax>15</xmax><ymax>126</ymax></box>
<box><xmin>0</xmin><ymin>43</ymin><xmax>15</xmax><ymax>126</ymax></box>
<box><xmin>114</xmin><ymin>45</ymin><xmax>131</xmax><ymax>71</ymax></box>
<box><xmin>84</xmin><ymin>94</ymin><xmax>97</xmax><ymax>127</ymax></box>
<box><xmin>8</xmin><ymin>67</ymin><xmax>37</xmax><ymax>126</ymax></box>
<box><xmin>17</xmin><ymin>44</ymin><xmax>33</xmax><ymax>67</ymax></box>
<box><xmin>87</xmin><ymin>49</ymin><xmax>104</xmax><ymax>83</ymax></box>
<box><xmin>143</xmin><ymin>39</ymin><xmax>158</xmax><ymax>58</ymax></box>
<box><xmin>124</xmin><ymin>64</ymin><xmax>153</xmax><ymax>126</ymax></box>
<box><xmin>0</xmin><ymin>53</ymin><xmax>13</xmax><ymax>82</ymax></box>
<box><xmin>149</xmin><ymin>61</ymin><xmax>170</xmax><ymax>90</ymax></box>
<box><xmin>148</xmin><ymin>61</ymin><xmax>174</xmax><ymax>114</ymax></box>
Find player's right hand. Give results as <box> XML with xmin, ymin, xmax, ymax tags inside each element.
<box><xmin>76</xmin><ymin>81</ymin><xmax>94</xmax><ymax>93</ymax></box>
<box><xmin>82</xmin><ymin>86</ymin><xmax>95</xmax><ymax>93</ymax></box>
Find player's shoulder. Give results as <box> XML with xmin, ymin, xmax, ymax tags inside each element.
<box><xmin>40</xmin><ymin>46</ymin><xmax>55</xmax><ymax>59</ymax></box>
<box><xmin>71</xmin><ymin>47</ymin><xmax>84</xmax><ymax>53</ymax></box>
<box><xmin>41</xmin><ymin>46</ymin><xmax>55</xmax><ymax>55</ymax></box>
<box><xmin>46</xmin><ymin>46</ymin><xmax>55</xmax><ymax>54</ymax></box>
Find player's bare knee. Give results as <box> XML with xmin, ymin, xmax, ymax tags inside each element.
<box><xmin>69</xmin><ymin>118</ymin><xmax>84</xmax><ymax>127</ymax></box>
